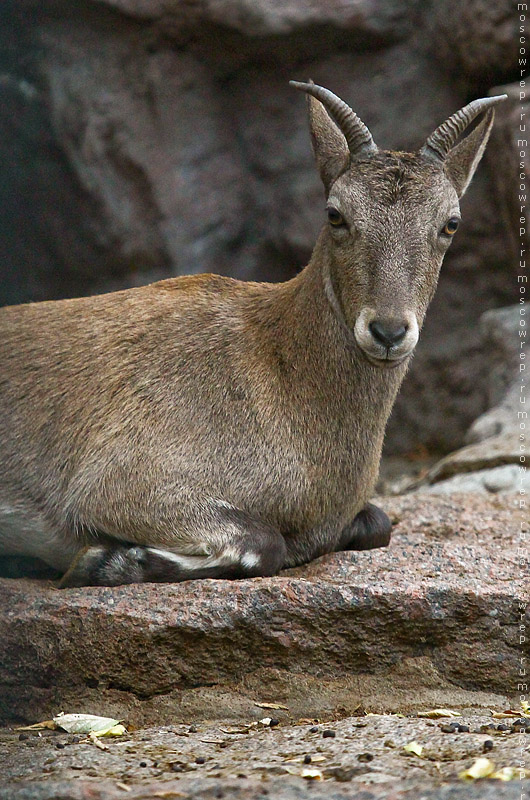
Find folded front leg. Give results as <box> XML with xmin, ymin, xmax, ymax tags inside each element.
<box><xmin>59</xmin><ymin>504</ymin><xmax>287</xmax><ymax>587</ymax></box>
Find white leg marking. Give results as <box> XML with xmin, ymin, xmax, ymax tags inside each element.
<box><xmin>241</xmin><ymin>552</ymin><xmax>260</xmax><ymax>569</ymax></box>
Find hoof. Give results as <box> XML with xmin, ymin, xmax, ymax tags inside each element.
<box><xmin>339</xmin><ymin>503</ymin><xmax>392</xmax><ymax>551</ymax></box>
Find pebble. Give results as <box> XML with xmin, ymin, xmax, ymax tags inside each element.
<box><xmin>18</xmin><ymin>733</ymin><xmax>29</xmax><ymax>741</ymax></box>
<box><xmin>322</xmin><ymin>730</ymin><xmax>336</xmax><ymax>739</ymax></box>
<box><xmin>196</xmin><ymin>757</ymin><xmax>206</xmax><ymax>764</ymax></box>
<box><xmin>357</xmin><ymin>752</ymin><xmax>374</xmax><ymax>762</ymax></box>
<box><xmin>457</xmin><ymin>725</ymin><xmax>469</xmax><ymax>733</ymax></box>
<box><xmin>483</xmin><ymin>740</ymin><xmax>494</xmax><ymax>752</ymax></box>
<box><xmin>55</xmin><ymin>743</ymin><xmax>65</xmax><ymax>750</ymax></box>
<box><xmin>139</xmin><ymin>761</ymin><xmax>147</xmax><ymax>767</ymax></box>
<box><xmin>269</xmin><ymin>719</ymin><xmax>280</xmax><ymax>728</ymax></box>
<box><xmin>310</xmin><ymin>727</ymin><xmax>319</xmax><ymax>733</ymax></box>
<box><xmin>189</xmin><ymin>725</ymin><xmax>197</xmax><ymax>733</ymax></box>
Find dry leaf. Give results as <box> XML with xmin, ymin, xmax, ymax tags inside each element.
<box><xmin>283</xmin><ymin>755</ymin><xmax>326</xmax><ymax>764</ymax></box>
<box><xmin>15</xmin><ymin>720</ymin><xmax>57</xmax><ymax>731</ymax></box>
<box><xmin>88</xmin><ymin>732</ymin><xmax>109</xmax><ymax>750</ymax></box>
<box><xmin>403</xmin><ymin>741</ymin><xmax>423</xmax><ymax>756</ymax></box>
<box><xmin>220</xmin><ymin>724</ymin><xmax>257</xmax><ymax>734</ymax></box>
<box><xmin>254</xmin><ymin>702</ymin><xmax>288</xmax><ymax>710</ymax></box>
<box><xmin>459</xmin><ymin>757</ymin><xmax>495</xmax><ymax>780</ymax></box>
<box><xmin>491</xmin><ymin>710</ymin><xmax>521</xmax><ymax>719</ymax></box>
<box><xmin>417</xmin><ymin>709</ymin><xmax>460</xmax><ymax>719</ymax></box>
<box><xmin>300</xmin><ymin>768</ymin><xmax>323</xmax><ymax>780</ymax></box>
<box><xmin>490</xmin><ymin>767</ymin><xmax>522</xmax><ymax>781</ymax></box>
<box><xmin>116</xmin><ymin>783</ymin><xmax>132</xmax><ymax>792</ymax></box>
<box><xmin>53</xmin><ymin>713</ymin><xmax>123</xmax><ymax>736</ymax></box>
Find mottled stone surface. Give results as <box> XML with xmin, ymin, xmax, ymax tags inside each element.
<box><xmin>466</xmin><ymin>303</ymin><xmax>529</xmax><ymax>445</ymax></box>
<box><xmin>1</xmin><ymin>494</ymin><xmax>526</xmax><ymax>729</ymax></box>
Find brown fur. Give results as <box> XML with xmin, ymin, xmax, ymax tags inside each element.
<box><xmin>0</xmin><ymin>88</ymin><xmax>498</xmax><ymax>585</ymax></box>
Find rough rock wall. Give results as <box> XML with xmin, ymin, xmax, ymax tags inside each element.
<box><xmin>0</xmin><ymin>0</ymin><xmax>520</xmax><ymax>453</ymax></box>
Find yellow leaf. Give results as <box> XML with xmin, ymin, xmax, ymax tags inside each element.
<box><xmin>490</xmin><ymin>767</ymin><xmax>519</xmax><ymax>781</ymax></box>
<box><xmin>459</xmin><ymin>758</ymin><xmax>495</xmax><ymax>780</ymax></box>
<box><xmin>96</xmin><ymin>724</ymin><xmax>126</xmax><ymax>737</ymax></box>
<box><xmin>254</xmin><ymin>702</ymin><xmax>288</xmax><ymax>710</ymax></box>
<box><xmin>403</xmin><ymin>741</ymin><xmax>423</xmax><ymax>756</ymax></box>
<box><xmin>300</xmin><ymin>768</ymin><xmax>323</xmax><ymax>780</ymax></box>
<box><xmin>417</xmin><ymin>709</ymin><xmax>460</xmax><ymax>719</ymax></box>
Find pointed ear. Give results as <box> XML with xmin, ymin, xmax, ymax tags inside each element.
<box><xmin>307</xmin><ymin>94</ymin><xmax>350</xmax><ymax>196</ymax></box>
<box><xmin>443</xmin><ymin>108</ymin><xmax>496</xmax><ymax>197</ymax></box>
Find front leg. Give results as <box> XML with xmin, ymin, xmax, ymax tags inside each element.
<box><xmin>335</xmin><ymin>503</ymin><xmax>392</xmax><ymax>551</ymax></box>
<box><xmin>59</xmin><ymin>502</ymin><xmax>287</xmax><ymax>587</ymax></box>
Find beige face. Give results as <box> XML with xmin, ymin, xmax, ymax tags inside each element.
<box><xmin>325</xmin><ymin>152</ymin><xmax>460</xmax><ymax>367</ymax></box>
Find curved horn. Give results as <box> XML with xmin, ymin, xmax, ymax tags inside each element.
<box><xmin>421</xmin><ymin>95</ymin><xmax>508</xmax><ymax>161</ymax></box>
<box><xmin>290</xmin><ymin>80</ymin><xmax>377</xmax><ymax>159</ymax></box>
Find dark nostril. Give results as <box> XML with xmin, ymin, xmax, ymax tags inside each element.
<box><xmin>369</xmin><ymin>320</ymin><xmax>407</xmax><ymax>348</ymax></box>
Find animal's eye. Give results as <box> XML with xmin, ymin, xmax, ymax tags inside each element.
<box><xmin>441</xmin><ymin>217</ymin><xmax>460</xmax><ymax>237</ymax></box>
<box><xmin>327</xmin><ymin>207</ymin><xmax>345</xmax><ymax>227</ymax></box>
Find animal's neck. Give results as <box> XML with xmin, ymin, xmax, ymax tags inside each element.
<box><xmin>266</xmin><ymin>230</ymin><xmax>408</xmax><ymax>429</ymax></box>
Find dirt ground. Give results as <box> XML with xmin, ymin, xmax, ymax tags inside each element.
<box><xmin>2</xmin><ymin>708</ymin><xmax>529</xmax><ymax>799</ymax></box>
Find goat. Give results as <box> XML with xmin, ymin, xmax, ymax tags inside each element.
<box><xmin>0</xmin><ymin>82</ymin><xmax>506</xmax><ymax>586</ymax></box>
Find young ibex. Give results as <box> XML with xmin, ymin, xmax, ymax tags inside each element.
<box><xmin>0</xmin><ymin>82</ymin><xmax>506</xmax><ymax>586</ymax></box>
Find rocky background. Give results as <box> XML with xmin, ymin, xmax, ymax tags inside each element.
<box><xmin>0</xmin><ymin>0</ymin><xmax>522</xmax><ymax>454</ymax></box>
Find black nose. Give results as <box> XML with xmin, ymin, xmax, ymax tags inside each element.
<box><xmin>369</xmin><ymin>320</ymin><xmax>407</xmax><ymax>348</ymax></box>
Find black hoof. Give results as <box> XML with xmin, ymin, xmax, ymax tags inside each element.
<box><xmin>338</xmin><ymin>503</ymin><xmax>392</xmax><ymax>551</ymax></box>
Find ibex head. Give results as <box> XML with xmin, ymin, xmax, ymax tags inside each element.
<box><xmin>291</xmin><ymin>81</ymin><xmax>506</xmax><ymax>368</ymax></box>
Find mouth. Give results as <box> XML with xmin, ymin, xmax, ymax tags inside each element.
<box><xmin>361</xmin><ymin>350</ymin><xmax>412</xmax><ymax>369</ymax></box>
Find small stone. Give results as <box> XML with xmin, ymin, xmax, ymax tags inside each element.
<box><xmin>269</xmin><ymin>718</ymin><xmax>280</xmax><ymax>728</ymax></box>
<box><xmin>196</xmin><ymin>757</ymin><xmax>205</xmax><ymax>764</ymax></box>
<box><xmin>440</xmin><ymin>724</ymin><xmax>455</xmax><ymax>733</ymax></box>
<box><xmin>71</xmin><ymin>736</ymin><xmax>80</xmax><ymax>744</ymax></box>
<box><xmin>170</xmin><ymin>763</ymin><xmax>183</xmax><ymax>773</ymax></box>
<box><xmin>383</xmin><ymin>739</ymin><xmax>396</xmax><ymax>748</ymax></box>
<box><xmin>497</xmin><ymin>724</ymin><xmax>509</xmax><ymax>732</ymax></box>
<box><xmin>55</xmin><ymin>743</ymin><xmax>65</xmax><ymax>750</ymax></box>
<box><xmin>357</xmin><ymin>752</ymin><xmax>374</xmax><ymax>762</ymax></box>
<box><xmin>188</xmin><ymin>725</ymin><xmax>197</xmax><ymax>733</ymax></box>
<box><xmin>139</xmin><ymin>761</ymin><xmax>147</xmax><ymax>767</ymax></box>
<box><xmin>322</xmin><ymin>729</ymin><xmax>336</xmax><ymax>738</ymax></box>
<box><xmin>18</xmin><ymin>733</ymin><xmax>29</xmax><ymax>741</ymax></box>
<box><xmin>310</xmin><ymin>727</ymin><xmax>319</xmax><ymax>733</ymax></box>
<box><xmin>457</xmin><ymin>725</ymin><xmax>470</xmax><ymax>733</ymax></box>
<box><xmin>483</xmin><ymin>739</ymin><xmax>494</xmax><ymax>752</ymax></box>
<box><xmin>303</xmin><ymin>755</ymin><xmax>312</xmax><ymax>764</ymax></box>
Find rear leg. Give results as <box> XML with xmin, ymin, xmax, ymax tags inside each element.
<box><xmin>59</xmin><ymin>508</ymin><xmax>287</xmax><ymax>587</ymax></box>
<box><xmin>335</xmin><ymin>503</ymin><xmax>392</xmax><ymax>552</ymax></box>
